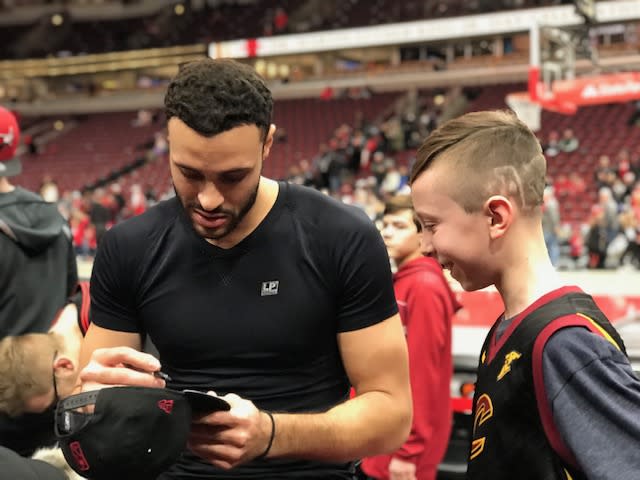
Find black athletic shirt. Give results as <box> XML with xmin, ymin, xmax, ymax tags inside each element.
<box><xmin>90</xmin><ymin>182</ymin><xmax>398</xmax><ymax>479</ymax></box>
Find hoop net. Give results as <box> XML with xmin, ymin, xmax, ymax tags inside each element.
<box><xmin>506</xmin><ymin>92</ymin><xmax>541</xmax><ymax>132</ymax></box>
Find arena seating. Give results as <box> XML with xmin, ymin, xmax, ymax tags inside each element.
<box><xmin>0</xmin><ymin>0</ymin><xmax>606</xmax><ymax>60</ymax></box>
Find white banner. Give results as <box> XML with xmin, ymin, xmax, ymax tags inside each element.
<box><xmin>209</xmin><ymin>1</ymin><xmax>640</xmax><ymax>59</ymax></box>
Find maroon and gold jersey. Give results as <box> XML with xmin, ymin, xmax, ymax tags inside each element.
<box><xmin>467</xmin><ymin>287</ymin><xmax>626</xmax><ymax>480</ymax></box>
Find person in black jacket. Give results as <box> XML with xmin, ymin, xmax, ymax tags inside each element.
<box><xmin>0</xmin><ymin>105</ymin><xmax>78</xmax><ymax>456</ymax></box>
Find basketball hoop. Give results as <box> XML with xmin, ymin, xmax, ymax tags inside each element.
<box><xmin>505</xmin><ymin>92</ymin><xmax>541</xmax><ymax>132</ymax></box>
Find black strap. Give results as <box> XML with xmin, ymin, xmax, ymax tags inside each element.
<box><xmin>57</xmin><ymin>390</ymin><xmax>100</xmax><ymax>412</ymax></box>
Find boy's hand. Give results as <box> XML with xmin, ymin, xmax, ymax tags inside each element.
<box><xmin>389</xmin><ymin>457</ymin><xmax>416</xmax><ymax>480</ymax></box>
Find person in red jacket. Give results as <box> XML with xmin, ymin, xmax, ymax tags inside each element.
<box><xmin>361</xmin><ymin>194</ymin><xmax>461</xmax><ymax>480</ymax></box>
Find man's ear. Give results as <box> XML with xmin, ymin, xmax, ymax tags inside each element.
<box><xmin>262</xmin><ymin>124</ymin><xmax>277</xmax><ymax>158</ymax></box>
<box><xmin>483</xmin><ymin>195</ymin><xmax>513</xmax><ymax>240</ymax></box>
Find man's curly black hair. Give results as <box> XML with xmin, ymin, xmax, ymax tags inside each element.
<box><xmin>164</xmin><ymin>58</ymin><xmax>273</xmax><ymax>142</ymax></box>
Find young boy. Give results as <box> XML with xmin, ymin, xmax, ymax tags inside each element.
<box><xmin>0</xmin><ymin>282</ymin><xmax>90</xmax><ymax>417</ymax></box>
<box><xmin>361</xmin><ymin>194</ymin><xmax>461</xmax><ymax>480</ymax></box>
<box><xmin>409</xmin><ymin>110</ymin><xmax>640</xmax><ymax>480</ymax></box>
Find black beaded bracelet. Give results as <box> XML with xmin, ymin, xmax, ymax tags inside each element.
<box><xmin>256</xmin><ymin>410</ymin><xmax>275</xmax><ymax>460</ymax></box>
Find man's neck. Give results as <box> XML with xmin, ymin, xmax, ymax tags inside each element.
<box><xmin>208</xmin><ymin>177</ymin><xmax>279</xmax><ymax>249</ymax></box>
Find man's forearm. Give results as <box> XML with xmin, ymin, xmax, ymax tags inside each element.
<box><xmin>266</xmin><ymin>390</ymin><xmax>412</xmax><ymax>462</ymax></box>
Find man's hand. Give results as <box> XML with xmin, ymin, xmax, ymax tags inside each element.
<box><xmin>79</xmin><ymin>346</ymin><xmax>166</xmax><ymax>391</ymax></box>
<box><xmin>389</xmin><ymin>457</ymin><xmax>416</xmax><ymax>480</ymax></box>
<box><xmin>187</xmin><ymin>393</ymin><xmax>273</xmax><ymax>470</ymax></box>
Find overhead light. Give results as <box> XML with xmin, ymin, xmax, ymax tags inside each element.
<box><xmin>51</xmin><ymin>13</ymin><xmax>64</xmax><ymax>26</ymax></box>
<box><xmin>174</xmin><ymin>3</ymin><xmax>185</xmax><ymax>16</ymax></box>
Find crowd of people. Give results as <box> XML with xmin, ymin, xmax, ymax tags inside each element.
<box><xmin>21</xmin><ymin>84</ymin><xmax>640</xmax><ymax>274</ymax></box>
<box><xmin>542</xmin><ymin>130</ymin><xmax>640</xmax><ymax>270</ymax></box>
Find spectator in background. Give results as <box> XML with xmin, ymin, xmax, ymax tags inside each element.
<box><xmin>629</xmin><ymin>150</ymin><xmax>640</xmax><ymax>179</ymax></box>
<box><xmin>597</xmin><ymin>187</ymin><xmax>620</xmax><ymax>242</ymax></box>
<box><xmin>86</xmin><ymin>188</ymin><xmax>111</xmax><ymax>246</ymax></box>
<box><xmin>152</xmin><ymin>131</ymin><xmax>169</xmax><ymax>158</ymax></box>
<box><xmin>39</xmin><ymin>174</ymin><xmax>60</xmax><ymax>203</ymax></box>
<box><xmin>619</xmin><ymin>208</ymin><xmax>640</xmax><ymax>268</ymax></box>
<box><xmin>109</xmin><ymin>182</ymin><xmax>126</xmax><ymax>221</ymax></box>
<box><xmin>552</xmin><ymin>174</ymin><xmax>570</xmax><ymax>199</ymax></box>
<box><xmin>594</xmin><ymin>154</ymin><xmax>616</xmax><ymax>191</ymax></box>
<box><xmin>566</xmin><ymin>172</ymin><xmax>586</xmax><ymax>197</ymax></box>
<box><xmin>361</xmin><ymin>195</ymin><xmax>460</xmax><ymax>480</ymax></box>
<box><xmin>0</xmin><ymin>106</ymin><xmax>78</xmax><ymax>456</ymax></box>
<box><xmin>132</xmin><ymin>109</ymin><xmax>153</xmax><ymax>127</ymax></box>
<box><xmin>630</xmin><ymin>183</ymin><xmax>640</xmax><ymax>222</ymax></box>
<box><xmin>311</xmin><ymin>143</ymin><xmax>331</xmax><ymax>190</ymax></box>
<box><xmin>568</xmin><ymin>223</ymin><xmax>585</xmax><ymax>266</ymax></box>
<box><xmin>273</xmin><ymin>7</ymin><xmax>289</xmax><ymax>34</ymax></box>
<box><xmin>606</xmin><ymin>208</ymin><xmax>637</xmax><ymax>268</ymax></box>
<box><xmin>542</xmin><ymin>186</ymin><xmax>561</xmax><ymax>266</ymax></box>
<box><xmin>370</xmin><ymin>151</ymin><xmax>388</xmax><ymax>188</ymax></box>
<box><xmin>129</xmin><ymin>183</ymin><xmax>147</xmax><ymax>216</ymax></box>
<box><xmin>543</xmin><ymin>130</ymin><xmax>560</xmax><ymax>157</ymax></box>
<box><xmin>558</xmin><ymin>128</ymin><xmax>579</xmax><ymax>153</ymax></box>
<box><xmin>586</xmin><ymin>205</ymin><xmax>609</xmax><ymax>269</ymax></box>
<box><xmin>381</xmin><ymin>161</ymin><xmax>403</xmax><ymax>196</ymax></box>
<box><xmin>615</xmin><ymin>148</ymin><xmax>631</xmax><ymax>178</ymax></box>
<box><xmin>626</xmin><ymin>99</ymin><xmax>640</xmax><ymax>126</ymax></box>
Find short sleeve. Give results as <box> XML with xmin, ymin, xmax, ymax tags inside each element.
<box><xmin>334</xmin><ymin>209</ymin><xmax>398</xmax><ymax>332</ymax></box>
<box><xmin>89</xmin><ymin>226</ymin><xmax>140</xmax><ymax>333</ymax></box>
<box><xmin>543</xmin><ymin>327</ymin><xmax>640</xmax><ymax>479</ymax></box>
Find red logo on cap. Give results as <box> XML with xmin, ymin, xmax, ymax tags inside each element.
<box><xmin>69</xmin><ymin>441</ymin><xmax>90</xmax><ymax>471</ymax></box>
<box><xmin>158</xmin><ymin>399</ymin><xmax>174</xmax><ymax>414</ymax></box>
<box><xmin>0</xmin><ymin>107</ymin><xmax>19</xmax><ymax>162</ymax></box>
<box><xmin>0</xmin><ymin>126</ymin><xmax>15</xmax><ymax>149</ymax></box>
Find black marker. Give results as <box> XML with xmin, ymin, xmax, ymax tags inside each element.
<box><xmin>124</xmin><ymin>363</ymin><xmax>172</xmax><ymax>382</ymax></box>
<box><xmin>153</xmin><ymin>370</ymin><xmax>172</xmax><ymax>382</ymax></box>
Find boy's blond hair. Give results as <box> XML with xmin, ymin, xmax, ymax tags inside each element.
<box><xmin>410</xmin><ymin>110</ymin><xmax>546</xmax><ymax>215</ymax></box>
<box><xmin>0</xmin><ymin>333</ymin><xmax>61</xmax><ymax>416</ymax></box>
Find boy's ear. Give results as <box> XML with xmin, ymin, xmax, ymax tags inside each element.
<box><xmin>483</xmin><ymin>195</ymin><xmax>513</xmax><ymax>239</ymax></box>
<box><xmin>53</xmin><ymin>355</ymin><xmax>76</xmax><ymax>375</ymax></box>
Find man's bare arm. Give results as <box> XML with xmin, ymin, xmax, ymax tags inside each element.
<box><xmin>265</xmin><ymin>314</ymin><xmax>412</xmax><ymax>462</ymax></box>
<box><xmin>74</xmin><ymin>324</ymin><xmax>163</xmax><ymax>393</ymax></box>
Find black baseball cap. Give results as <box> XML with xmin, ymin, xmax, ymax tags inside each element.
<box><xmin>55</xmin><ymin>386</ymin><xmax>192</xmax><ymax>480</ymax></box>
<box><xmin>0</xmin><ymin>445</ymin><xmax>66</xmax><ymax>480</ymax></box>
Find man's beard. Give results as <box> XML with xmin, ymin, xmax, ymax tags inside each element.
<box><xmin>174</xmin><ymin>184</ymin><xmax>259</xmax><ymax>241</ymax></box>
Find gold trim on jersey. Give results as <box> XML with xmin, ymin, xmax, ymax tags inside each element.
<box><xmin>576</xmin><ymin>313</ymin><xmax>621</xmax><ymax>351</ymax></box>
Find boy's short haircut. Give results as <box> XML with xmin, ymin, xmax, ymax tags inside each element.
<box><xmin>384</xmin><ymin>194</ymin><xmax>422</xmax><ymax>231</ymax></box>
<box><xmin>410</xmin><ymin>110</ymin><xmax>546</xmax><ymax>215</ymax></box>
<box><xmin>0</xmin><ymin>333</ymin><xmax>61</xmax><ymax>416</ymax></box>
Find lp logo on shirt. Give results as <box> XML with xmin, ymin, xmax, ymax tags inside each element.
<box><xmin>261</xmin><ymin>280</ymin><xmax>279</xmax><ymax>296</ymax></box>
